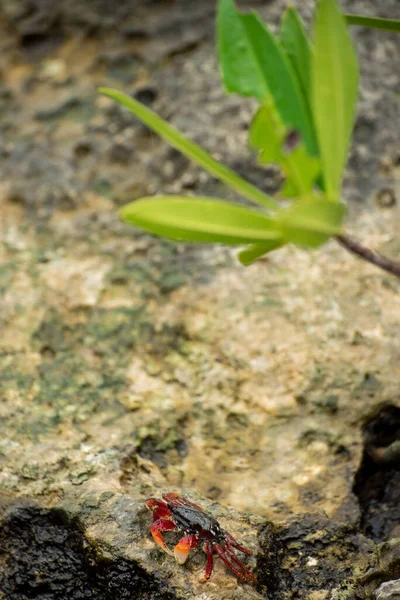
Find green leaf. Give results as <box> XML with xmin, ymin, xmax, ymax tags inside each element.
<box><xmin>278</xmin><ymin>195</ymin><xmax>346</xmax><ymax>247</ymax></box>
<box><xmin>99</xmin><ymin>87</ymin><xmax>278</xmax><ymax>211</ymax></box>
<box><xmin>280</xmin><ymin>7</ymin><xmax>312</xmax><ymax>103</ymax></box>
<box><xmin>280</xmin><ymin>145</ymin><xmax>320</xmax><ymax>197</ymax></box>
<box><xmin>238</xmin><ymin>240</ymin><xmax>285</xmax><ymax>265</ymax></box>
<box><xmin>217</xmin><ymin>0</ymin><xmax>317</xmax><ymax>155</ymax></box>
<box><xmin>345</xmin><ymin>14</ymin><xmax>400</xmax><ymax>33</ymax></box>
<box><xmin>249</xmin><ymin>103</ymin><xmax>285</xmax><ymax>164</ymax></box>
<box><xmin>312</xmin><ymin>0</ymin><xmax>359</xmax><ymax>199</ymax></box>
<box><xmin>217</xmin><ymin>0</ymin><xmax>269</xmax><ymax>100</ymax></box>
<box><xmin>250</xmin><ymin>103</ymin><xmax>320</xmax><ymax>196</ymax></box>
<box><xmin>120</xmin><ymin>196</ymin><xmax>282</xmax><ymax>245</ymax></box>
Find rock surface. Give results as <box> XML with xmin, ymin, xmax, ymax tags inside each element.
<box><xmin>0</xmin><ymin>0</ymin><xmax>400</xmax><ymax>598</ymax></box>
<box><xmin>375</xmin><ymin>580</ymin><xmax>400</xmax><ymax>600</ymax></box>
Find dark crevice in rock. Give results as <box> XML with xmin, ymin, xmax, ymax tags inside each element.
<box><xmin>256</xmin><ymin>514</ymin><xmax>374</xmax><ymax>600</ymax></box>
<box><xmin>256</xmin><ymin>522</ymin><xmax>282</xmax><ymax>598</ymax></box>
<box><xmin>353</xmin><ymin>403</ymin><xmax>400</xmax><ymax>543</ymax></box>
<box><xmin>0</xmin><ymin>501</ymin><xmax>177</xmax><ymax>600</ymax></box>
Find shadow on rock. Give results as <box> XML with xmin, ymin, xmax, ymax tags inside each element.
<box><xmin>0</xmin><ymin>499</ymin><xmax>177</xmax><ymax>600</ymax></box>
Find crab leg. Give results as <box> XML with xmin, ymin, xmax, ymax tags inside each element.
<box><xmin>174</xmin><ymin>534</ymin><xmax>199</xmax><ymax>564</ymax></box>
<box><xmin>150</xmin><ymin>518</ymin><xmax>176</xmax><ymax>556</ymax></box>
<box><xmin>200</xmin><ymin>541</ymin><xmax>214</xmax><ymax>583</ymax></box>
<box><xmin>224</xmin><ymin>531</ymin><xmax>253</xmax><ymax>555</ymax></box>
<box><xmin>223</xmin><ymin>542</ymin><xmax>257</xmax><ymax>582</ymax></box>
<box><xmin>214</xmin><ymin>543</ymin><xmax>256</xmax><ymax>583</ymax></box>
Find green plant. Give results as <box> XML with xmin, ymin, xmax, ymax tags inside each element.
<box><xmin>100</xmin><ymin>0</ymin><xmax>400</xmax><ymax>277</ymax></box>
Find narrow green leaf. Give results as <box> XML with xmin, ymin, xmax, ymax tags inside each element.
<box><xmin>240</xmin><ymin>12</ymin><xmax>317</xmax><ymax>156</ymax></box>
<box><xmin>120</xmin><ymin>196</ymin><xmax>282</xmax><ymax>245</ymax></box>
<box><xmin>312</xmin><ymin>0</ymin><xmax>359</xmax><ymax>199</ymax></box>
<box><xmin>278</xmin><ymin>195</ymin><xmax>346</xmax><ymax>247</ymax></box>
<box><xmin>345</xmin><ymin>14</ymin><xmax>400</xmax><ymax>33</ymax></box>
<box><xmin>280</xmin><ymin>7</ymin><xmax>312</xmax><ymax>103</ymax></box>
<box><xmin>238</xmin><ymin>240</ymin><xmax>285</xmax><ymax>265</ymax></box>
<box><xmin>99</xmin><ymin>87</ymin><xmax>278</xmax><ymax>211</ymax></box>
<box><xmin>217</xmin><ymin>0</ymin><xmax>317</xmax><ymax>155</ymax></box>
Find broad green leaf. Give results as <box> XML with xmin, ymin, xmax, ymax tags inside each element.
<box><xmin>99</xmin><ymin>88</ymin><xmax>278</xmax><ymax>211</ymax></box>
<box><xmin>345</xmin><ymin>14</ymin><xmax>400</xmax><ymax>33</ymax></box>
<box><xmin>120</xmin><ymin>196</ymin><xmax>282</xmax><ymax>245</ymax></box>
<box><xmin>312</xmin><ymin>0</ymin><xmax>359</xmax><ymax>199</ymax></box>
<box><xmin>238</xmin><ymin>240</ymin><xmax>285</xmax><ymax>265</ymax></box>
<box><xmin>217</xmin><ymin>0</ymin><xmax>269</xmax><ymax>99</ymax></box>
<box><xmin>250</xmin><ymin>103</ymin><xmax>320</xmax><ymax>196</ymax></box>
<box><xmin>278</xmin><ymin>195</ymin><xmax>346</xmax><ymax>247</ymax></box>
<box><xmin>280</xmin><ymin>7</ymin><xmax>312</xmax><ymax>103</ymax></box>
<box><xmin>217</xmin><ymin>0</ymin><xmax>317</xmax><ymax>155</ymax></box>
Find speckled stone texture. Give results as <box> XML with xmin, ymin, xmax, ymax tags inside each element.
<box><xmin>0</xmin><ymin>0</ymin><xmax>399</xmax><ymax>598</ymax></box>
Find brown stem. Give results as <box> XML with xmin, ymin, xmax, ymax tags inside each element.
<box><xmin>335</xmin><ymin>233</ymin><xmax>400</xmax><ymax>279</ymax></box>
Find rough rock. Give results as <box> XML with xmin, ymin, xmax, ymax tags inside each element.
<box><xmin>375</xmin><ymin>580</ymin><xmax>400</xmax><ymax>600</ymax></box>
<box><xmin>0</xmin><ymin>0</ymin><xmax>399</xmax><ymax>598</ymax></box>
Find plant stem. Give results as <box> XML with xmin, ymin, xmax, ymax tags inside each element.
<box><xmin>336</xmin><ymin>233</ymin><xmax>400</xmax><ymax>279</ymax></box>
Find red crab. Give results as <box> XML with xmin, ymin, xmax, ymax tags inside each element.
<box><xmin>146</xmin><ymin>493</ymin><xmax>256</xmax><ymax>583</ymax></box>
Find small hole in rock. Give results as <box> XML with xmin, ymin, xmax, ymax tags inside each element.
<box><xmin>376</xmin><ymin>187</ymin><xmax>396</xmax><ymax>209</ymax></box>
<box><xmin>20</xmin><ymin>32</ymin><xmax>64</xmax><ymax>60</ymax></box>
<box><xmin>133</xmin><ymin>86</ymin><xmax>158</xmax><ymax>107</ymax></box>
<box><xmin>40</xmin><ymin>345</ymin><xmax>56</xmax><ymax>359</ymax></box>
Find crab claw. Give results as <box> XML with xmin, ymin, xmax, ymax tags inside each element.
<box><xmin>146</xmin><ymin>498</ymin><xmax>159</xmax><ymax>509</ymax></box>
<box><xmin>174</xmin><ymin>534</ymin><xmax>199</xmax><ymax>564</ymax></box>
<box><xmin>149</xmin><ymin>519</ymin><xmax>176</xmax><ymax>556</ymax></box>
